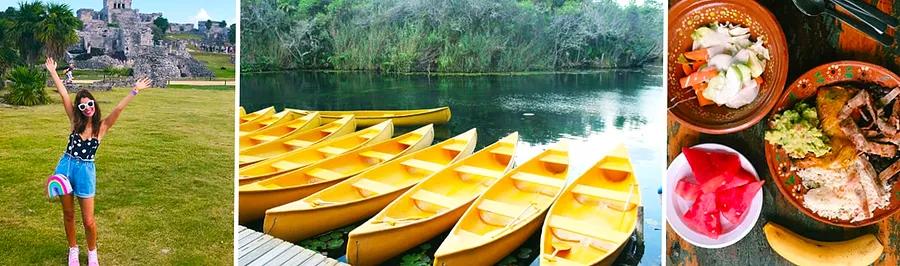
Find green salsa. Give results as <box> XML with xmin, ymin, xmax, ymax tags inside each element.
<box><xmin>765</xmin><ymin>102</ymin><xmax>831</xmax><ymax>158</ymax></box>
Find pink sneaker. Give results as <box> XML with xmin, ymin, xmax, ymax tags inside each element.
<box><xmin>88</xmin><ymin>249</ymin><xmax>99</xmax><ymax>266</ymax></box>
<box><xmin>68</xmin><ymin>247</ymin><xmax>79</xmax><ymax>266</ymax></box>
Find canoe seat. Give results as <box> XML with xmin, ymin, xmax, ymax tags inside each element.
<box><xmin>443</xmin><ymin>142</ymin><xmax>468</xmax><ymax>152</ymax></box>
<box><xmin>454</xmin><ymin>165</ymin><xmax>504</xmax><ymax>178</ymax></box>
<box><xmin>401</xmin><ymin>159</ymin><xmax>445</xmax><ymax>172</ymax></box>
<box><xmin>283</xmin><ymin>139</ymin><xmax>312</xmax><ymax>148</ymax></box>
<box><xmin>511</xmin><ymin>172</ymin><xmax>565</xmax><ymax>188</ymax></box>
<box><xmin>287</xmin><ymin>122</ymin><xmax>309</xmax><ymax>129</ymax></box>
<box><xmin>358</xmin><ymin>131</ymin><xmax>381</xmax><ymax>139</ymax></box>
<box><xmin>548</xmin><ymin>215</ymin><xmax>630</xmax><ymax>243</ymax></box>
<box><xmin>453</xmin><ymin>228</ymin><xmax>485</xmax><ymax>240</ymax></box>
<box><xmin>477</xmin><ymin>199</ymin><xmax>529</xmax><ymax>218</ymax></box>
<box><xmin>306</xmin><ymin>168</ymin><xmax>345</xmax><ymax>181</ymax></box>
<box><xmin>271</xmin><ymin>161</ymin><xmax>305</xmax><ymax>172</ymax></box>
<box><xmin>320</xmin><ymin>125</ymin><xmax>340</xmax><ymax>133</ymax></box>
<box><xmin>398</xmin><ymin>136</ymin><xmax>422</xmax><ymax>146</ymax></box>
<box><xmin>572</xmin><ymin>185</ymin><xmax>637</xmax><ymax>210</ymax></box>
<box><xmin>239</xmin><ymin>155</ymin><xmax>263</xmax><ymax>164</ymax></box>
<box><xmin>597</xmin><ymin>157</ymin><xmax>632</xmax><ymax>173</ymax></box>
<box><xmin>411</xmin><ymin>190</ymin><xmax>458</xmax><ymax>209</ymax></box>
<box><xmin>489</xmin><ymin>146</ymin><xmax>516</xmax><ymax>157</ymax></box>
<box><xmin>359</xmin><ymin>150</ymin><xmax>395</xmax><ymax>161</ymax></box>
<box><xmin>250</xmin><ymin>135</ymin><xmax>279</xmax><ymax>142</ymax></box>
<box><xmin>317</xmin><ymin>146</ymin><xmax>347</xmax><ymax>155</ymax></box>
<box><xmin>352</xmin><ymin>178</ymin><xmax>396</xmax><ymax>194</ymax></box>
<box><xmin>540</xmin><ymin>154</ymin><xmax>568</xmax><ymax>165</ymax></box>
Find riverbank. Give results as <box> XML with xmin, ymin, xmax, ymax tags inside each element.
<box><xmin>241</xmin><ymin>64</ymin><xmax>663</xmax><ymax>76</ymax></box>
<box><xmin>0</xmin><ymin>87</ymin><xmax>233</xmax><ymax>264</ymax></box>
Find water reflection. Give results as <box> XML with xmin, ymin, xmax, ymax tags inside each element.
<box><xmin>241</xmin><ymin>69</ymin><xmax>664</xmax><ymax>265</ymax></box>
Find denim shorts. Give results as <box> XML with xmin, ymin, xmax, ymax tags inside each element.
<box><xmin>53</xmin><ymin>153</ymin><xmax>96</xmax><ymax>198</ymax></box>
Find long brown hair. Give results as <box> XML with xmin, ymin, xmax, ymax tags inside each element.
<box><xmin>73</xmin><ymin>90</ymin><xmax>101</xmax><ymax>136</ymax></box>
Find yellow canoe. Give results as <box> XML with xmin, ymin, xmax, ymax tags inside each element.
<box><xmin>240</xmin><ymin>106</ymin><xmax>247</xmax><ymax>117</ymax></box>
<box><xmin>238</xmin><ymin>115</ymin><xmax>356</xmax><ymax>167</ymax></box>
<box><xmin>238</xmin><ymin>117</ymin><xmax>380</xmax><ymax>184</ymax></box>
<box><xmin>239</xmin><ymin>112</ymin><xmax>321</xmax><ymax>150</ymax></box>
<box><xmin>238</xmin><ymin>124</ymin><xmax>435</xmax><ymax>223</ymax></box>
<box><xmin>432</xmin><ymin>142</ymin><xmax>569</xmax><ymax>266</ymax></box>
<box><xmin>240</xmin><ymin>109</ymin><xmax>301</xmax><ymax>136</ymax></box>
<box><xmin>540</xmin><ymin>143</ymin><xmax>639</xmax><ymax>266</ymax></box>
<box><xmin>346</xmin><ymin>132</ymin><xmax>519</xmax><ymax>265</ymax></box>
<box><xmin>294</xmin><ymin>107</ymin><xmax>450</xmax><ymax>127</ymax></box>
<box><xmin>264</xmin><ymin>128</ymin><xmax>479</xmax><ymax>242</ymax></box>
<box><xmin>240</xmin><ymin>106</ymin><xmax>275</xmax><ymax>125</ymax></box>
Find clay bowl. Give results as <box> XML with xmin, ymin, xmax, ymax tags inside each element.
<box><xmin>764</xmin><ymin>61</ymin><xmax>900</xmax><ymax>227</ymax></box>
<box><xmin>668</xmin><ymin>0</ymin><xmax>788</xmax><ymax>134</ymax></box>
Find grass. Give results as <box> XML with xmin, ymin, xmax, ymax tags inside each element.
<box><xmin>168</xmin><ymin>84</ymin><xmax>234</xmax><ymax>91</ymax></box>
<box><xmin>190</xmin><ymin>52</ymin><xmax>235</xmax><ymax>79</ymax></box>
<box><xmin>68</xmin><ymin>69</ymin><xmax>127</xmax><ymax>80</ymax></box>
<box><xmin>0</xmin><ymin>87</ymin><xmax>234</xmax><ymax>265</ymax></box>
<box><xmin>165</xmin><ymin>33</ymin><xmax>203</xmax><ymax>41</ymax></box>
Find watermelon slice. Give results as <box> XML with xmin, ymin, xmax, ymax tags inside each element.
<box><xmin>676</xmin><ymin>179</ymin><xmax>702</xmax><ymax>202</ymax></box>
<box><xmin>683</xmin><ymin>192</ymin><xmax>721</xmax><ymax>239</ymax></box>
<box><xmin>682</xmin><ymin>147</ymin><xmax>741</xmax><ymax>184</ymax></box>
<box><xmin>716</xmin><ymin>180</ymin><xmax>764</xmax><ymax>224</ymax></box>
<box><xmin>698</xmin><ymin>168</ymin><xmax>754</xmax><ymax>193</ymax></box>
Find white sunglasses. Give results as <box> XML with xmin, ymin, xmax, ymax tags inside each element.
<box><xmin>77</xmin><ymin>100</ymin><xmax>94</xmax><ymax>111</ymax></box>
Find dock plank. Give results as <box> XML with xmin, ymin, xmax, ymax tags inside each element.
<box><xmin>247</xmin><ymin>241</ymin><xmax>294</xmax><ymax>266</ymax></box>
<box><xmin>240</xmin><ymin>237</ymin><xmax>281</xmax><ymax>263</ymax></box>
<box><xmin>237</xmin><ymin>227</ymin><xmax>349</xmax><ymax>266</ymax></box>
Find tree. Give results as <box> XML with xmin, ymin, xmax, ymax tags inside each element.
<box><xmin>219</xmin><ymin>20</ymin><xmax>226</xmax><ymax>27</ymax></box>
<box><xmin>9</xmin><ymin>1</ymin><xmax>46</xmax><ymax>65</ymax></box>
<box><xmin>153</xmin><ymin>16</ymin><xmax>169</xmax><ymax>34</ymax></box>
<box><xmin>205</xmin><ymin>19</ymin><xmax>212</xmax><ymax>30</ymax></box>
<box><xmin>151</xmin><ymin>16</ymin><xmax>169</xmax><ymax>41</ymax></box>
<box><xmin>229</xmin><ymin>23</ymin><xmax>236</xmax><ymax>43</ymax></box>
<box><xmin>37</xmin><ymin>3</ymin><xmax>82</xmax><ymax>59</ymax></box>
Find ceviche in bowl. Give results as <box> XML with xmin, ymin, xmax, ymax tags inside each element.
<box><xmin>668</xmin><ymin>0</ymin><xmax>787</xmax><ymax>134</ymax></box>
<box><xmin>678</xmin><ymin>22</ymin><xmax>770</xmax><ymax>109</ymax></box>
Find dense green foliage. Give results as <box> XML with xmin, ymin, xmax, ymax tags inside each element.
<box><xmin>152</xmin><ymin>16</ymin><xmax>169</xmax><ymax>41</ymax></box>
<box><xmin>4</xmin><ymin>66</ymin><xmax>49</xmax><ymax>106</ymax></box>
<box><xmin>229</xmin><ymin>23</ymin><xmax>236</xmax><ymax>43</ymax></box>
<box><xmin>2</xmin><ymin>1</ymin><xmax>82</xmax><ymax>65</ymax></box>
<box><xmin>241</xmin><ymin>0</ymin><xmax>662</xmax><ymax>73</ymax></box>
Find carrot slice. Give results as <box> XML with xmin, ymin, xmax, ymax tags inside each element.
<box><xmin>681</xmin><ymin>63</ymin><xmax>694</xmax><ymax>76</ymax></box>
<box><xmin>754</xmin><ymin>76</ymin><xmax>764</xmax><ymax>86</ymax></box>
<box><xmin>684</xmin><ymin>49</ymin><xmax>709</xmax><ymax>61</ymax></box>
<box><xmin>692</xmin><ymin>61</ymin><xmax>706</xmax><ymax>72</ymax></box>
<box><xmin>694</xmin><ymin>83</ymin><xmax>715</xmax><ymax>106</ymax></box>
<box><xmin>679</xmin><ymin>68</ymin><xmax>719</xmax><ymax>88</ymax></box>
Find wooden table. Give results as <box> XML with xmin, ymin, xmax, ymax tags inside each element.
<box><xmin>667</xmin><ymin>0</ymin><xmax>900</xmax><ymax>265</ymax></box>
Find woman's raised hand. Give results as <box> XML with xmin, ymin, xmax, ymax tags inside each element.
<box><xmin>45</xmin><ymin>57</ymin><xmax>57</xmax><ymax>73</ymax></box>
<box><xmin>133</xmin><ymin>77</ymin><xmax>152</xmax><ymax>91</ymax></box>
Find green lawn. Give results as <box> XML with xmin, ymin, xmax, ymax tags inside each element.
<box><xmin>165</xmin><ymin>33</ymin><xmax>203</xmax><ymax>41</ymax></box>
<box><xmin>168</xmin><ymin>84</ymin><xmax>234</xmax><ymax>91</ymax></box>
<box><xmin>0</xmin><ymin>88</ymin><xmax>234</xmax><ymax>265</ymax></box>
<box><xmin>190</xmin><ymin>52</ymin><xmax>235</xmax><ymax>79</ymax></box>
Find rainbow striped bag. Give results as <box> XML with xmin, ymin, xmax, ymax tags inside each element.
<box><xmin>46</xmin><ymin>174</ymin><xmax>73</xmax><ymax>200</ymax></box>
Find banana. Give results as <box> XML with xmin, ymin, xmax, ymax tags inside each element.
<box><xmin>763</xmin><ymin>222</ymin><xmax>883</xmax><ymax>266</ymax></box>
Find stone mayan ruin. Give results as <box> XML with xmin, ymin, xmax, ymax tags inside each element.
<box><xmin>68</xmin><ymin>0</ymin><xmax>232</xmax><ymax>89</ymax></box>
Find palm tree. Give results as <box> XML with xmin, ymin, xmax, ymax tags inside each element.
<box><xmin>9</xmin><ymin>1</ymin><xmax>45</xmax><ymax>65</ymax></box>
<box><xmin>37</xmin><ymin>3</ymin><xmax>82</xmax><ymax>59</ymax></box>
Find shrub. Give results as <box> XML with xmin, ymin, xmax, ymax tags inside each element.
<box><xmin>4</xmin><ymin>66</ymin><xmax>50</xmax><ymax>106</ymax></box>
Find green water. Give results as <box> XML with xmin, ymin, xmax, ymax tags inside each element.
<box><xmin>241</xmin><ymin>69</ymin><xmax>665</xmax><ymax>265</ymax></box>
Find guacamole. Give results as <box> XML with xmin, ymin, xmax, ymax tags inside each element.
<box><xmin>765</xmin><ymin>102</ymin><xmax>831</xmax><ymax>158</ymax></box>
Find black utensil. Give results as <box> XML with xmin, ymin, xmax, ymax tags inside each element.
<box><xmin>793</xmin><ymin>0</ymin><xmax>893</xmax><ymax>46</ymax></box>
<box><xmin>834</xmin><ymin>0</ymin><xmax>888</xmax><ymax>34</ymax></box>
<box><xmin>835</xmin><ymin>0</ymin><xmax>899</xmax><ymax>28</ymax></box>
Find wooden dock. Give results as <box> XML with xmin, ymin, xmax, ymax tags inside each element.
<box><xmin>238</xmin><ymin>225</ymin><xmax>350</xmax><ymax>266</ymax></box>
